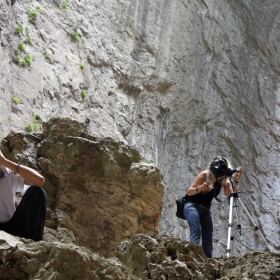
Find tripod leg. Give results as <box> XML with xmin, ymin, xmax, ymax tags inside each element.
<box><xmin>238</xmin><ymin>198</ymin><xmax>271</xmax><ymax>251</ymax></box>
<box><xmin>226</xmin><ymin>194</ymin><xmax>238</xmax><ymax>257</ymax></box>
<box><xmin>234</xmin><ymin>199</ymin><xmax>242</xmax><ymax>237</ymax></box>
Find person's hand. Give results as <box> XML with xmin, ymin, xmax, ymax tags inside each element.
<box><xmin>201</xmin><ymin>181</ymin><xmax>209</xmax><ymax>193</ymax></box>
<box><xmin>234</xmin><ymin>167</ymin><xmax>243</xmax><ymax>182</ymax></box>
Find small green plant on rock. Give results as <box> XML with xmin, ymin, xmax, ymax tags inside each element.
<box><xmin>28</xmin><ymin>9</ymin><xmax>37</xmax><ymax>23</ymax></box>
<box><xmin>43</xmin><ymin>48</ymin><xmax>50</xmax><ymax>59</ymax></box>
<box><xmin>61</xmin><ymin>0</ymin><xmax>69</xmax><ymax>13</ymax></box>
<box><xmin>25</xmin><ymin>123</ymin><xmax>34</xmax><ymax>132</ymax></box>
<box><xmin>80</xmin><ymin>63</ymin><xmax>85</xmax><ymax>70</ymax></box>
<box><xmin>57</xmin><ymin>75</ymin><xmax>61</xmax><ymax>82</ymax></box>
<box><xmin>16</xmin><ymin>56</ymin><xmax>22</xmax><ymax>64</ymax></box>
<box><xmin>27</xmin><ymin>36</ymin><xmax>33</xmax><ymax>45</ymax></box>
<box><xmin>24</xmin><ymin>54</ymin><xmax>32</xmax><ymax>66</ymax></box>
<box><xmin>19</xmin><ymin>41</ymin><xmax>26</xmax><ymax>52</ymax></box>
<box><xmin>12</xmin><ymin>97</ymin><xmax>20</xmax><ymax>105</ymax></box>
<box><xmin>14</xmin><ymin>23</ymin><xmax>33</xmax><ymax>67</ymax></box>
<box><xmin>25</xmin><ymin>113</ymin><xmax>42</xmax><ymax>133</ymax></box>
<box><xmin>36</xmin><ymin>6</ymin><xmax>43</xmax><ymax>12</ymax></box>
<box><xmin>15</xmin><ymin>42</ymin><xmax>26</xmax><ymax>55</ymax></box>
<box><xmin>70</xmin><ymin>31</ymin><xmax>80</xmax><ymax>42</ymax></box>
<box><xmin>16</xmin><ymin>54</ymin><xmax>32</xmax><ymax>67</ymax></box>
<box><xmin>27</xmin><ymin>6</ymin><xmax>43</xmax><ymax>23</ymax></box>
<box><xmin>33</xmin><ymin>112</ymin><xmax>42</xmax><ymax>122</ymax></box>
<box><xmin>81</xmin><ymin>89</ymin><xmax>87</xmax><ymax>99</ymax></box>
<box><xmin>16</xmin><ymin>24</ymin><xmax>24</xmax><ymax>34</ymax></box>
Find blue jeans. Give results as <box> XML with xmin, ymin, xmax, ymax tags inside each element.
<box><xmin>184</xmin><ymin>202</ymin><xmax>213</xmax><ymax>258</ymax></box>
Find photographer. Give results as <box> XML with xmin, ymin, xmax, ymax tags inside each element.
<box><xmin>0</xmin><ymin>147</ymin><xmax>47</xmax><ymax>241</ymax></box>
<box><xmin>184</xmin><ymin>156</ymin><xmax>243</xmax><ymax>258</ymax></box>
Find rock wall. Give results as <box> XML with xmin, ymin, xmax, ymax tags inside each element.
<box><xmin>0</xmin><ymin>0</ymin><xmax>279</xmax><ymax>257</ymax></box>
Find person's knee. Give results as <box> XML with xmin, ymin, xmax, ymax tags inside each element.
<box><xmin>26</xmin><ymin>186</ymin><xmax>46</xmax><ymax>202</ymax></box>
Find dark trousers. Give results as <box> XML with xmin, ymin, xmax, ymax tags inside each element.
<box><xmin>0</xmin><ymin>186</ymin><xmax>47</xmax><ymax>241</ymax></box>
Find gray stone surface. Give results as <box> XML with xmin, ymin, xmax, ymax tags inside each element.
<box><xmin>0</xmin><ymin>0</ymin><xmax>279</xmax><ymax>258</ymax></box>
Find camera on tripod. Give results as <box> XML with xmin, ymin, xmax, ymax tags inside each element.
<box><xmin>213</xmin><ymin>160</ymin><xmax>239</xmax><ymax>177</ymax></box>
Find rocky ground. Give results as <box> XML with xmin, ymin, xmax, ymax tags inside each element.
<box><xmin>1</xmin><ymin>231</ymin><xmax>279</xmax><ymax>280</ymax></box>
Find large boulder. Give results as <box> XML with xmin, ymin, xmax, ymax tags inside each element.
<box><xmin>1</xmin><ymin>118</ymin><xmax>164</xmax><ymax>257</ymax></box>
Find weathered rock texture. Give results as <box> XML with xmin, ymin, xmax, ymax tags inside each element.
<box><xmin>117</xmin><ymin>233</ymin><xmax>207</xmax><ymax>279</ymax></box>
<box><xmin>0</xmin><ymin>231</ymin><xmax>139</xmax><ymax>280</ymax></box>
<box><xmin>1</xmin><ymin>118</ymin><xmax>164</xmax><ymax>257</ymax></box>
<box><xmin>117</xmin><ymin>233</ymin><xmax>280</xmax><ymax>280</ymax></box>
<box><xmin>1</xmin><ymin>231</ymin><xmax>279</xmax><ymax>280</ymax></box>
<box><xmin>0</xmin><ymin>0</ymin><xmax>279</xmax><ymax>258</ymax></box>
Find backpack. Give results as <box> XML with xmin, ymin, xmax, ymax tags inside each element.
<box><xmin>176</xmin><ymin>195</ymin><xmax>188</xmax><ymax>220</ymax></box>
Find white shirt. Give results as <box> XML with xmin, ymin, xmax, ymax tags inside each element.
<box><xmin>0</xmin><ymin>169</ymin><xmax>28</xmax><ymax>223</ymax></box>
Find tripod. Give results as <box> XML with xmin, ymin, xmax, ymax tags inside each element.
<box><xmin>226</xmin><ymin>190</ymin><xmax>271</xmax><ymax>257</ymax></box>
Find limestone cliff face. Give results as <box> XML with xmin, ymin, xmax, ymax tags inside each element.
<box><xmin>0</xmin><ymin>0</ymin><xmax>279</xmax><ymax>258</ymax></box>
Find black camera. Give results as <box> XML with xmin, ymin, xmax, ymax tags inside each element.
<box><xmin>212</xmin><ymin>160</ymin><xmax>239</xmax><ymax>177</ymax></box>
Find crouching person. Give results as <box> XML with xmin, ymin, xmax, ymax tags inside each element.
<box><xmin>0</xmin><ymin>147</ymin><xmax>46</xmax><ymax>241</ymax></box>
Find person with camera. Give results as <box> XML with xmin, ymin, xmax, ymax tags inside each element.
<box><xmin>0</xmin><ymin>147</ymin><xmax>47</xmax><ymax>241</ymax></box>
<box><xmin>184</xmin><ymin>156</ymin><xmax>243</xmax><ymax>258</ymax></box>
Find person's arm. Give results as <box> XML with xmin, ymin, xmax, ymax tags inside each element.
<box><xmin>222</xmin><ymin>179</ymin><xmax>233</xmax><ymax>197</ymax></box>
<box><xmin>222</xmin><ymin>168</ymin><xmax>243</xmax><ymax>196</ymax></box>
<box><xmin>0</xmin><ymin>149</ymin><xmax>45</xmax><ymax>187</ymax></box>
<box><xmin>187</xmin><ymin>171</ymin><xmax>209</xmax><ymax>196</ymax></box>
<box><xmin>232</xmin><ymin>168</ymin><xmax>243</xmax><ymax>192</ymax></box>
